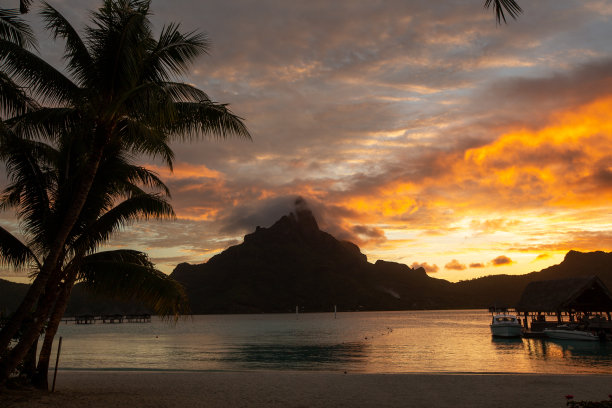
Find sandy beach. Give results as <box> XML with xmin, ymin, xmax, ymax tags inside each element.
<box><xmin>2</xmin><ymin>371</ymin><xmax>611</xmax><ymax>408</ymax></box>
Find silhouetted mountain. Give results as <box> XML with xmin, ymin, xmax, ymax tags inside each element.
<box><xmin>171</xmin><ymin>207</ymin><xmax>458</xmax><ymax>313</ymax></box>
<box><xmin>171</xmin><ymin>208</ymin><xmax>612</xmax><ymax>313</ymax></box>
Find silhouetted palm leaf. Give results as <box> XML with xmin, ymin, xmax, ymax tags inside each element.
<box><xmin>0</xmin><ymin>226</ymin><xmax>39</xmax><ymax>269</ymax></box>
<box><xmin>484</xmin><ymin>0</ymin><xmax>522</xmax><ymax>24</ymax></box>
<box><xmin>77</xmin><ymin>250</ymin><xmax>190</xmax><ymax>318</ymax></box>
<box><xmin>20</xmin><ymin>0</ymin><xmax>32</xmax><ymax>14</ymax></box>
<box><xmin>0</xmin><ymin>8</ymin><xmax>36</xmax><ymax>48</ymax></box>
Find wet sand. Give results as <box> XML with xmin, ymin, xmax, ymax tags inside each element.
<box><xmin>2</xmin><ymin>371</ymin><xmax>611</xmax><ymax>408</ymax></box>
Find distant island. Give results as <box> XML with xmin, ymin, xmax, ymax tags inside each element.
<box><xmin>2</xmin><ymin>207</ymin><xmax>611</xmax><ymax>315</ymax></box>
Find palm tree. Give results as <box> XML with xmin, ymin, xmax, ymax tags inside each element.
<box><xmin>0</xmin><ymin>0</ymin><xmax>250</xmax><ymax>371</ymax></box>
<box><xmin>1</xmin><ymin>129</ymin><xmax>189</xmax><ymax>388</ymax></box>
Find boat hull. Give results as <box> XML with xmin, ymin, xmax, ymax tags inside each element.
<box><xmin>490</xmin><ymin>324</ymin><xmax>523</xmax><ymax>338</ymax></box>
<box><xmin>544</xmin><ymin>329</ymin><xmax>599</xmax><ymax>341</ymax></box>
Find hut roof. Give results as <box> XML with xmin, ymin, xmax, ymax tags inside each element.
<box><xmin>515</xmin><ymin>275</ymin><xmax>612</xmax><ymax>312</ymax></box>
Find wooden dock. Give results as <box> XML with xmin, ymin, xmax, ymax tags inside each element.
<box><xmin>60</xmin><ymin>313</ymin><xmax>151</xmax><ymax>325</ymax></box>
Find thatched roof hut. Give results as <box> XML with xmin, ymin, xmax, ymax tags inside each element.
<box><xmin>515</xmin><ymin>275</ymin><xmax>612</xmax><ymax>313</ymax></box>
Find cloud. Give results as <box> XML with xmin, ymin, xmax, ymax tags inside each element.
<box><xmin>535</xmin><ymin>254</ymin><xmax>551</xmax><ymax>261</ymax></box>
<box><xmin>491</xmin><ymin>255</ymin><xmax>513</xmax><ymax>266</ymax></box>
<box><xmin>470</xmin><ymin>219</ymin><xmax>521</xmax><ymax>233</ymax></box>
<box><xmin>4</xmin><ymin>0</ymin><xmax>611</xmax><ymax>281</ymax></box>
<box><xmin>411</xmin><ymin>262</ymin><xmax>439</xmax><ymax>273</ymax></box>
<box><xmin>444</xmin><ymin>259</ymin><xmax>467</xmax><ymax>271</ymax></box>
<box><xmin>469</xmin><ymin>263</ymin><xmax>485</xmax><ymax>268</ymax></box>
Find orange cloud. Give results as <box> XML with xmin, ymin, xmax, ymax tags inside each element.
<box><xmin>148</xmin><ymin>163</ymin><xmax>222</xmax><ymax>180</ymax></box>
<box><xmin>411</xmin><ymin>262</ymin><xmax>439</xmax><ymax>273</ymax></box>
<box><xmin>469</xmin><ymin>263</ymin><xmax>485</xmax><ymax>268</ymax></box>
<box><xmin>491</xmin><ymin>255</ymin><xmax>513</xmax><ymax>266</ymax></box>
<box><xmin>445</xmin><ymin>259</ymin><xmax>466</xmax><ymax>270</ymax></box>
<box><xmin>454</xmin><ymin>96</ymin><xmax>612</xmax><ymax>209</ymax></box>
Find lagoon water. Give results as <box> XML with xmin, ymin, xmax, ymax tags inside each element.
<box><xmin>51</xmin><ymin>310</ymin><xmax>612</xmax><ymax>374</ymax></box>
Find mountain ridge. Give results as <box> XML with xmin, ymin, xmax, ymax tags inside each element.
<box><xmin>170</xmin><ymin>208</ymin><xmax>612</xmax><ymax>313</ymax></box>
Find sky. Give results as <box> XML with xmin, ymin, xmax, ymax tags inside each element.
<box><xmin>2</xmin><ymin>0</ymin><xmax>612</xmax><ymax>283</ymax></box>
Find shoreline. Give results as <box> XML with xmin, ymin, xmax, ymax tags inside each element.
<box><xmin>3</xmin><ymin>370</ymin><xmax>612</xmax><ymax>408</ymax></box>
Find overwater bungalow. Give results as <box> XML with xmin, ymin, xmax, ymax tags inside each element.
<box><xmin>513</xmin><ymin>275</ymin><xmax>612</xmax><ymax>335</ymax></box>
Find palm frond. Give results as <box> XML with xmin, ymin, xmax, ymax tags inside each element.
<box><xmin>161</xmin><ymin>82</ymin><xmax>211</xmax><ymax>103</ymax></box>
<box><xmin>484</xmin><ymin>0</ymin><xmax>522</xmax><ymax>24</ymax></box>
<box><xmin>78</xmin><ymin>249</ymin><xmax>190</xmax><ymax>318</ymax></box>
<box><xmin>0</xmin><ymin>225</ymin><xmax>39</xmax><ymax>269</ymax></box>
<box><xmin>0</xmin><ymin>71</ymin><xmax>38</xmax><ymax>118</ymax></box>
<box><xmin>120</xmin><ymin>165</ymin><xmax>171</xmax><ymax>197</ymax></box>
<box><xmin>20</xmin><ymin>0</ymin><xmax>33</xmax><ymax>14</ymax></box>
<box><xmin>0</xmin><ymin>133</ymin><xmax>53</xmax><ymax>239</ymax></box>
<box><xmin>144</xmin><ymin>23</ymin><xmax>209</xmax><ymax>81</ymax></box>
<box><xmin>169</xmin><ymin>101</ymin><xmax>251</xmax><ymax>142</ymax></box>
<box><xmin>0</xmin><ymin>8</ymin><xmax>36</xmax><ymax>48</ymax></box>
<box><xmin>40</xmin><ymin>2</ymin><xmax>93</xmax><ymax>86</ymax></box>
<box><xmin>6</xmin><ymin>107</ymin><xmax>81</xmax><ymax>142</ymax></box>
<box><xmin>87</xmin><ymin>1</ymin><xmax>152</xmax><ymax>94</ymax></box>
<box><xmin>119</xmin><ymin>118</ymin><xmax>175</xmax><ymax>169</ymax></box>
<box><xmin>0</xmin><ymin>39</ymin><xmax>79</xmax><ymax>105</ymax></box>
<box><xmin>70</xmin><ymin>193</ymin><xmax>174</xmax><ymax>255</ymax></box>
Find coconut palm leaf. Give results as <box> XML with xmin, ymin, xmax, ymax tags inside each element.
<box><xmin>0</xmin><ymin>226</ymin><xmax>39</xmax><ymax>269</ymax></box>
<box><xmin>143</xmin><ymin>22</ymin><xmax>209</xmax><ymax>81</ymax></box>
<box><xmin>69</xmin><ymin>193</ymin><xmax>174</xmax><ymax>256</ymax></box>
<box><xmin>19</xmin><ymin>1</ymin><xmax>33</xmax><ymax>14</ymax></box>
<box><xmin>0</xmin><ymin>71</ymin><xmax>38</xmax><ymax>118</ymax></box>
<box><xmin>76</xmin><ymin>249</ymin><xmax>190</xmax><ymax>318</ymax></box>
<box><xmin>87</xmin><ymin>2</ymin><xmax>153</xmax><ymax>94</ymax></box>
<box><xmin>0</xmin><ymin>134</ymin><xmax>53</xmax><ymax>240</ymax></box>
<box><xmin>0</xmin><ymin>8</ymin><xmax>36</xmax><ymax>48</ymax></box>
<box><xmin>161</xmin><ymin>82</ymin><xmax>211</xmax><ymax>104</ymax></box>
<box><xmin>118</xmin><ymin>118</ymin><xmax>175</xmax><ymax>169</ymax></box>
<box><xmin>6</xmin><ymin>107</ymin><xmax>81</xmax><ymax>142</ymax></box>
<box><xmin>40</xmin><ymin>2</ymin><xmax>93</xmax><ymax>86</ymax></box>
<box><xmin>484</xmin><ymin>0</ymin><xmax>522</xmax><ymax>24</ymax></box>
<box><xmin>0</xmin><ymin>39</ymin><xmax>79</xmax><ymax>106</ymax></box>
<box><xmin>170</xmin><ymin>101</ymin><xmax>250</xmax><ymax>141</ymax></box>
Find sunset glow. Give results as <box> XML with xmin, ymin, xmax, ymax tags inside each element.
<box><xmin>2</xmin><ymin>0</ymin><xmax>612</xmax><ymax>282</ymax></box>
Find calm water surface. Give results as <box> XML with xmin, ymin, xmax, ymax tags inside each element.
<box><xmin>51</xmin><ymin>310</ymin><xmax>612</xmax><ymax>374</ymax></box>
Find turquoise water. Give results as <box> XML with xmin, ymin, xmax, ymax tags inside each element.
<box><xmin>50</xmin><ymin>310</ymin><xmax>612</xmax><ymax>374</ymax></box>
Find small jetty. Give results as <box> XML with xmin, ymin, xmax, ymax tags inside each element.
<box><xmin>60</xmin><ymin>313</ymin><xmax>152</xmax><ymax>325</ymax></box>
<box><xmin>505</xmin><ymin>276</ymin><xmax>612</xmax><ymax>339</ymax></box>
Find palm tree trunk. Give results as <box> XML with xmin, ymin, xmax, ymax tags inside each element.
<box><xmin>21</xmin><ymin>337</ymin><xmax>38</xmax><ymax>381</ymax></box>
<box><xmin>32</xmin><ymin>274</ymin><xmax>76</xmax><ymax>390</ymax></box>
<box><xmin>0</xmin><ymin>269</ymin><xmax>64</xmax><ymax>384</ymax></box>
<box><xmin>0</xmin><ymin>139</ymin><xmax>107</xmax><ymax>385</ymax></box>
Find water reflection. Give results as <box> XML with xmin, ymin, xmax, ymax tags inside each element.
<box><xmin>221</xmin><ymin>342</ymin><xmax>369</xmax><ymax>370</ymax></box>
<box><xmin>491</xmin><ymin>337</ymin><xmax>524</xmax><ymax>349</ymax></box>
<box><xmin>543</xmin><ymin>339</ymin><xmax>611</xmax><ymax>358</ymax></box>
<box><xmin>523</xmin><ymin>338</ymin><xmax>612</xmax><ymax>370</ymax></box>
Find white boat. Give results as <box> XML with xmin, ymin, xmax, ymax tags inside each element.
<box><xmin>490</xmin><ymin>314</ymin><xmax>523</xmax><ymax>338</ymax></box>
<box><xmin>544</xmin><ymin>325</ymin><xmax>599</xmax><ymax>341</ymax></box>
